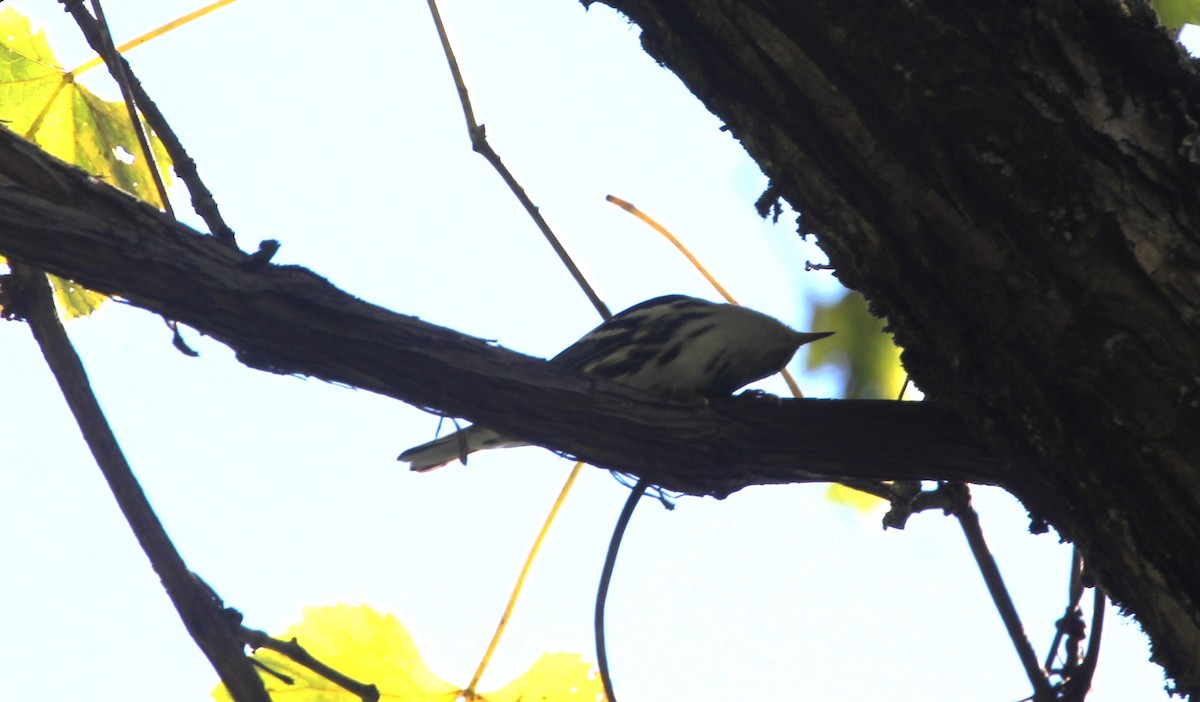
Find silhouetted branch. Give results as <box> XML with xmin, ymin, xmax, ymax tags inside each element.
<box><xmin>4</xmin><ymin>262</ymin><xmax>268</xmax><ymax>702</ymax></box>
<box><xmin>240</xmin><ymin>626</ymin><xmax>380</xmax><ymax>702</ymax></box>
<box><xmin>0</xmin><ymin>130</ymin><xmax>1009</xmax><ymax>496</ymax></box>
<box><xmin>58</xmin><ymin>0</ymin><xmax>236</xmax><ymax>244</ymax></box>
<box><xmin>951</xmin><ymin>484</ymin><xmax>1054</xmax><ymax>702</ymax></box>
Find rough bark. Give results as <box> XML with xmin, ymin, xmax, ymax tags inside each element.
<box><xmin>583</xmin><ymin>0</ymin><xmax>1200</xmax><ymax>694</ymax></box>
<box><xmin>0</xmin><ymin>125</ymin><xmax>1001</xmax><ymax>495</ymax></box>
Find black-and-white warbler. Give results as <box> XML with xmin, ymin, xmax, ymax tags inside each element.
<box><xmin>398</xmin><ymin>294</ymin><xmax>832</xmax><ymax>471</ymax></box>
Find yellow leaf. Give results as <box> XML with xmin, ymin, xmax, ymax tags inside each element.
<box><xmin>0</xmin><ymin>7</ymin><xmax>172</xmax><ymax>205</ymax></box>
<box><xmin>212</xmin><ymin>604</ymin><xmax>604</xmax><ymax>702</ymax></box>
<box><xmin>50</xmin><ymin>274</ymin><xmax>108</xmax><ymax>319</ymax></box>
<box><xmin>482</xmin><ymin>652</ymin><xmax>602</xmax><ymax>702</ymax></box>
<box><xmin>0</xmin><ymin>7</ymin><xmax>175</xmax><ymax>317</ymax></box>
<box><xmin>825</xmin><ymin>483</ymin><xmax>885</xmax><ymax>513</ymax></box>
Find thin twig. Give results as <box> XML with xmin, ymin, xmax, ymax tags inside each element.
<box><xmin>425</xmin><ymin>0</ymin><xmax>610</xmax><ymax>320</ymax></box>
<box><xmin>1048</xmin><ymin>549</ymin><xmax>1105</xmax><ymax>702</ymax></box>
<box><xmin>240</xmin><ymin>626</ymin><xmax>381</xmax><ymax>702</ymax></box>
<box><xmin>6</xmin><ymin>263</ymin><xmax>268</xmax><ymax>702</ymax></box>
<box><xmin>951</xmin><ymin>484</ymin><xmax>1054</xmax><ymax>702</ymax></box>
<box><xmin>422</xmin><ymin>4</ymin><xmax>618</xmax><ymax>692</ymax></box>
<box><xmin>1062</xmin><ymin>586</ymin><xmax>1105</xmax><ymax>702</ymax></box>
<box><xmin>86</xmin><ymin>0</ymin><xmax>173</xmax><ymax>217</ymax></box>
<box><xmin>596</xmin><ymin>481</ymin><xmax>648</xmax><ymax>702</ymax></box>
<box><xmin>58</xmin><ymin>0</ymin><xmax>237</xmax><ymax>245</ymax></box>
<box><xmin>1045</xmin><ymin>549</ymin><xmax>1086</xmax><ymax>673</ymax></box>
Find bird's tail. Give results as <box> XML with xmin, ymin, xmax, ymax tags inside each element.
<box><xmin>397</xmin><ymin>425</ymin><xmax>523</xmax><ymax>472</ymax></box>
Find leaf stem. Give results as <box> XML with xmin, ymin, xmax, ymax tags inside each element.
<box><xmin>466</xmin><ymin>462</ymin><xmax>586</xmax><ymax>694</ymax></box>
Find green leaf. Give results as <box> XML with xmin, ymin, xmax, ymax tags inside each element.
<box><xmin>806</xmin><ymin>291</ymin><xmax>908</xmax><ymax>400</ymax></box>
<box><xmin>1153</xmin><ymin>0</ymin><xmax>1200</xmax><ymax>29</ymax></box>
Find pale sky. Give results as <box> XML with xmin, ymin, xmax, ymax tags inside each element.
<box><xmin>0</xmin><ymin>2</ymin><xmax>1182</xmax><ymax>700</ymax></box>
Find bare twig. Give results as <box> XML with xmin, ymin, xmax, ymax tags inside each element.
<box><xmin>1046</xmin><ymin>549</ymin><xmax>1106</xmax><ymax>701</ymax></box>
<box><xmin>950</xmin><ymin>484</ymin><xmax>1054</xmax><ymax>702</ymax></box>
<box><xmin>1061</xmin><ymin>586</ymin><xmax>1105</xmax><ymax>701</ymax></box>
<box><xmin>5</xmin><ymin>263</ymin><xmax>268</xmax><ymax>702</ymax></box>
<box><xmin>86</xmin><ymin>0</ymin><xmax>173</xmax><ymax>217</ymax></box>
<box><xmin>421</xmin><ymin>7</ymin><xmax>624</xmax><ymax>694</ymax></box>
<box><xmin>58</xmin><ymin>0</ymin><xmax>237</xmax><ymax>245</ymax></box>
<box><xmin>595</xmin><ymin>481</ymin><xmax>648</xmax><ymax>702</ymax></box>
<box><xmin>881</xmin><ymin>481</ymin><xmax>1058</xmax><ymax>698</ymax></box>
<box><xmin>240</xmin><ymin>626</ymin><xmax>381</xmax><ymax>702</ymax></box>
<box><xmin>1045</xmin><ymin>549</ymin><xmax>1086</xmax><ymax>674</ymax></box>
<box><xmin>424</xmin><ymin>0</ymin><xmax>610</xmax><ymax>319</ymax></box>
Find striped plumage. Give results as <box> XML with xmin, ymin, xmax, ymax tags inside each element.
<box><xmin>398</xmin><ymin>295</ymin><xmax>832</xmax><ymax>471</ymax></box>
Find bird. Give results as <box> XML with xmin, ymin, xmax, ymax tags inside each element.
<box><xmin>398</xmin><ymin>294</ymin><xmax>833</xmax><ymax>471</ymax></box>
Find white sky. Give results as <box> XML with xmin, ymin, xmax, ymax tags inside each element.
<box><xmin>0</xmin><ymin>1</ymin><xmax>1183</xmax><ymax>700</ymax></box>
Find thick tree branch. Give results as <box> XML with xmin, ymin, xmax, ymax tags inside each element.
<box><xmin>583</xmin><ymin>0</ymin><xmax>1200</xmax><ymax>692</ymax></box>
<box><xmin>0</xmin><ymin>124</ymin><xmax>1004</xmax><ymax>496</ymax></box>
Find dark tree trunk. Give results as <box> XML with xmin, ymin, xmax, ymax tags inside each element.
<box><xmin>583</xmin><ymin>0</ymin><xmax>1200</xmax><ymax>694</ymax></box>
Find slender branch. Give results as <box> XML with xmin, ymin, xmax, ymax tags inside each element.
<box><xmin>881</xmin><ymin>477</ymin><xmax>1053</xmax><ymax>699</ymax></box>
<box><xmin>423</xmin><ymin>10</ymin><xmax>621</xmax><ymax>687</ymax></box>
<box><xmin>423</xmin><ymin>14</ymin><xmax>617</xmax><ymax>683</ymax></box>
<box><xmin>425</xmin><ymin>0</ymin><xmax>610</xmax><ymax>319</ymax></box>
<box><xmin>596</xmin><ymin>481</ymin><xmax>648</xmax><ymax>702</ymax></box>
<box><xmin>1052</xmin><ymin>551</ymin><xmax>1105</xmax><ymax>702</ymax></box>
<box><xmin>1062</xmin><ymin>586</ymin><xmax>1105</xmax><ymax>702</ymax></box>
<box><xmin>1065</xmin><ymin>551</ymin><xmax>1087</xmax><ymax>680</ymax></box>
<box><xmin>951</xmin><ymin>484</ymin><xmax>1054</xmax><ymax>702</ymax></box>
<box><xmin>58</xmin><ymin>0</ymin><xmax>236</xmax><ymax>245</ymax></box>
<box><xmin>1045</xmin><ymin>549</ymin><xmax>1086</xmax><ymax>673</ymax></box>
<box><xmin>86</xmin><ymin>0</ymin><xmax>173</xmax><ymax>217</ymax></box>
<box><xmin>5</xmin><ymin>263</ymin><xmax>268</xmax><ymax>702</ymax></box>
<box><xmin>239</xmin><ymin>626</ymin><xmax>381</xmax><ymax>702</ymax></box>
